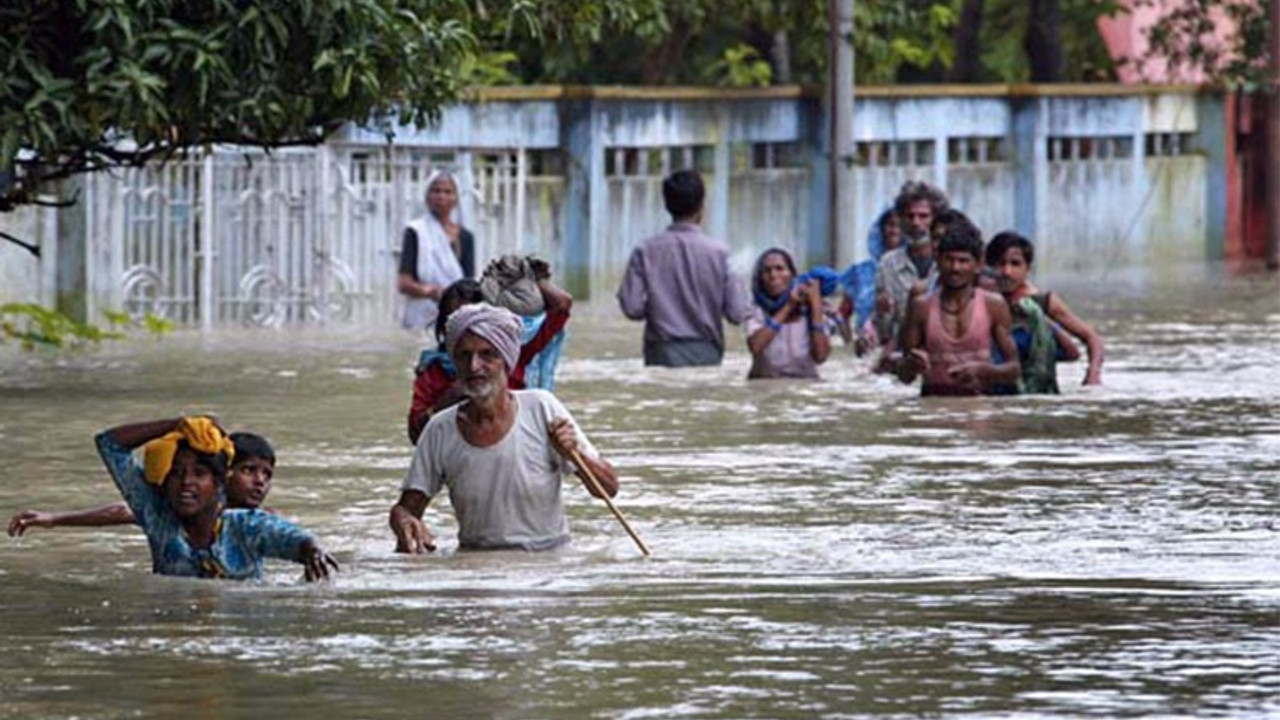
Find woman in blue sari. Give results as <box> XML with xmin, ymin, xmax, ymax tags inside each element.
<box><xmin>96</xmin><ymin>416</ymin><xmax>338</xmax><ymax>581</ymax></box>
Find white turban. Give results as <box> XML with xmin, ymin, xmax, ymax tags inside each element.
<box><xmin>445</xmin><ymin>302</ymin><xmax>523</xmax><ymax>371</ymax></box>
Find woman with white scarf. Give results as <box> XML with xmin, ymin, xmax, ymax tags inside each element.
<box><xmin>397</xmin><ymin>170</ymin><xmax>477</xmax><ymax>331</ymax></box>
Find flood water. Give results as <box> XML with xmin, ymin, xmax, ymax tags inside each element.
<box><xmin>1</xmin><ymin>264</ymin><xmax>1277</xmax><ymax>719</ymax></box>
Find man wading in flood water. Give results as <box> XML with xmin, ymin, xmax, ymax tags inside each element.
<box><xmin>617</xmin><ymin>169</ymin><xmax>750</xmax><ymax>367</ymax></box>
<box><xmin>389</xmin><ymin>303</ymin><xmax>619</xmax><ymax>552</ymax></box>
<box><xmin>896</xmin><ymin>221</ymin><xmax>1020</xmax><ymax>396</ymax></box>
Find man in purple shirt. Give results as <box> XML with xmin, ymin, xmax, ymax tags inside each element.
<box><xmin>617</xmin><ymin>170</ymin><xmax>750</xmax><ymax>367</ymax></box>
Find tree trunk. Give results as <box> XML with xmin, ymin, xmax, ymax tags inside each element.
<box><xmin>772</xmin><ymin>29</ymin><xmax>792</xmax><ymax>84</ymax></box>
<box><xmin>642</xmin><ymin>19</ymin><xmax>694</xmax><ymax>85</ymax></box>
<box><xmin>950</xmin><ymin>0</ymin><xmax>985</xmax><ymax>82</ymax></box>
<box><xmin>1026</xmin><ymin>0</ymin><xmax>1064</xmax><ymax>82</ymax></box>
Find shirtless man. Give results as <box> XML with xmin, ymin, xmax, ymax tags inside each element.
<box><xmin>896</xmin><ymin>222</ymin><xmax>1020</xmax><ymax>396</ymax></box>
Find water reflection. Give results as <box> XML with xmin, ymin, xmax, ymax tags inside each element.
<box><xmin>1</xmin><ymin>266</ymin><xmax>1277</xmax><ymax>718</ymax></box>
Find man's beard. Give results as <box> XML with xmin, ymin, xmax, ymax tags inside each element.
<box><xmin>906</xmin><ymin>227</ymin><xmax>931</xmax><ymax>247</ymax></box>
<box><xmin>463</xmin><ymin>377</ymin><xmax>501</xmax><ymax>402</ymax></box>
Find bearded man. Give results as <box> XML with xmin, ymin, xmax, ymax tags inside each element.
<box><xmin>874</xmin><ymin>180</ymin><xmax>950</xmax><ymax>349</ymax></box>
<box><xmin>390</xmin><ymin>303</ymin><xmax>619</xmax><ymax>553</ymax></box>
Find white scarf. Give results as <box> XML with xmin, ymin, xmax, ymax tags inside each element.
<box><xmin>401</xmin><ymin>172</ymin><xmax>466</xmax><ymax>330</ymax></box>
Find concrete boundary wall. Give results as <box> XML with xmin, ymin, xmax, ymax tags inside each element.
<box><xmin>336</xmin><ymin>84</ymin><xmax>1223</xmax><ymax>291</ymax></box>
<box><xmin>3</xmin><ymin>84</ymin><xmax>1229</xmax><ymax>327</ymax></box>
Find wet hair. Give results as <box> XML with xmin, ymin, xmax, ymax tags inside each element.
<box><xmin>893</xmin><ymin>180</ymin><xmax>950</xmax><ymax>219</ymax></box>
<box><xmin>932</xmin><ymin>208</ymin><xmax>979</xmax><ymax>241</ymax></box>
<box><xmin>985</xmin><ymin>231</ymin><xmax>1035</xmax><ymax>267</ymax></box>
<box><xmin>878</xmin><ymin>211</ymin><xmax>899</xmax><ymax>234</ymax></box>
<box><xmin>434</xmin><ymin>278</ymin><xmax>485</xmax><ymax>343</ymax></box>
<box><xmin>752</xmin><ymin>247</ymin><xmax>798</xmax><ymax>299</ymax></box>
<box><xmin>172</xmin><ymin>440</ymin><xmax>229</xmax><ymax>484</ymax></box>
<box><xmin>662</xmin><ymin>170</ymin><xmax>705</xmax><ymax>220</ymax></box>
<box><xmin>229</xmin><ymin>432</ymin><xmax>275</xmax><ymax>467</ymax></box>
<box><xmin>936</xmin><ymin>219</ymin><xmax>985</xmax><ymax>260</ymax></box>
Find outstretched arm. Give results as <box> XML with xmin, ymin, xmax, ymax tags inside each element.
<box><xmin>8</xmin><ymin>502</ymin><xmax>136</xmax><ymax>537</ymax></box>
<box><xmin>249</xmin><ymin>512</ymin><xmax>340</xmax><ymax>582</ymax></box>
<box><xmin>1049</xmin><ymin>294</ymin><xmax>1104</xmax><ymax>384</ymax></box>
<box><xmin>298</xmin><ymin>539</ymin><xmax>340</xmax><ymax>582</ymax></box>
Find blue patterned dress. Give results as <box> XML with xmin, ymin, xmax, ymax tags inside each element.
<box><xmin>96</xmin><ymin>432</ymin><xmax>314</xmax><ymax>580</ymax></box>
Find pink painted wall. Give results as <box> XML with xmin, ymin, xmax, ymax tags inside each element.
<box><xmin>1097</xmin><ymin>0</ymin><xmax>1241</xmax><ymax>83</ymax></box>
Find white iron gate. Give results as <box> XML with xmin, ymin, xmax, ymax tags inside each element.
<box><xmin>85</xmin><ymin>146</ymin><xmax>563</xmax><ymax>328</ymax></box>
<box><xmin>85</xmin><ymin>157</ymin><xmax>203</xmax><ymax>325</ymax></box>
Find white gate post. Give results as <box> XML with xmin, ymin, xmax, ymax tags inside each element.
<box><xmin>516</xmin><ymin>147</ymin><xmax>528</xmax><ymax>253</ymax></box>
<box><xmin>333</xmin><ymin>148</ymin><xmax>352</xmax><ymax>322</ymax></box>
<box><xmin>200</xmin><ymin>150</ymin><xmax>215</xmax><ymax>329</ymax></box>
<box><xmin>109</xmin><ymin>173</ymin><xmax>126</xmax><ymax>312</ymax></box>
<box><xmin>46</xmin><ymin>183</ymin><xmax>64</xmax><ymax>313</ymax></box>
<box><xmin>315</xmin><ymin>144</ymin><xmax>333</xmax><ymax>324</ymax></box>
<box><xmin>458</xmin><ymin>151</ymin><xmax>479</xmax><ymax>262</ymax></box>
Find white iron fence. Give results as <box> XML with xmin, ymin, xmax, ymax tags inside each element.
<box><xmin>84</xmin><ymin>146</ymin><xmax>564</xmax><ymax>328</ymax></box>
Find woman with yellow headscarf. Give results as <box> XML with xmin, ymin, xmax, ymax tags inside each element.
<box><xmin>94</xmin><ymin>416</ymin><xmax>338</xmax><ymax>581</ymax></box>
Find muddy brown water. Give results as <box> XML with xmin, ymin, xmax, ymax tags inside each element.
<box><xmin>1</xmin><ymin>265</ymin><xmax>1277</xmax><ymax>719</ymax></box>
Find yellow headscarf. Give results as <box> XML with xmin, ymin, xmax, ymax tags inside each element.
<box><xmin>142</xmin><ymin>417</ymin><xmax>236</xmax><ymax>485</ymax></box>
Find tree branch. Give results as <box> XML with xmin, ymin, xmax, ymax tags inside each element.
<box><xmin>2</xmin><ymin>127</ymin><xmax>330</xmax><ymax>212</ymax></box>
<box><xmin>0</xmin><ymin>231</ymin><xmax>40</xmax><ymax>258</ymax></box>
<box><xmin>28</xmin><ymin>193</ymin><xmax>78</xmax><ymax>208</ymax></box>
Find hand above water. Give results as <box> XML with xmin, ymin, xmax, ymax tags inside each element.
<box><xmin>902</xmin><ymin>348</ymin><xmax>930</xmax><ymax>376</ymax></box>
<box><xmin>391</xmin><ymin>507</ymin><xmax>437</xmax><ymax>555</ymax></box>
<box><xmin>300</xmin><ymin>542</ymin><xmax>340</xmax><ymax>582</ymax></box>
<box><xmin>948</xmin><ymin>361</ymin><xmax>987</xmax><ymax>390</ymax></box>
<box><xmin>7</xmin><ymin>510</ymin><xmax>53</xmax><ymax>537</ymax></box>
